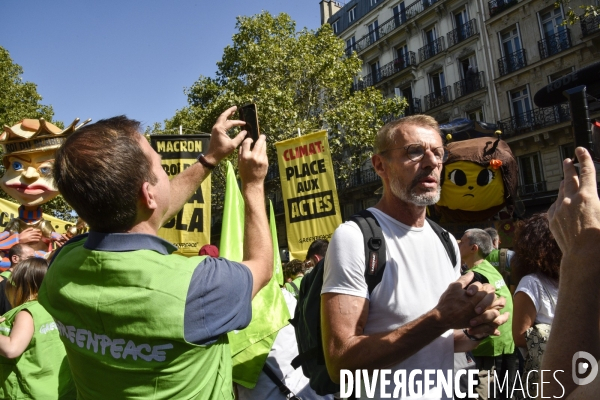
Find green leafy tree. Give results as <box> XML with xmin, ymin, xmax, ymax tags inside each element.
<box><xmin>556</xmin><ymin>1</ymin><xmax>599</xmax><ymax>25</ymax></box>
<box><xmin>0</xmin><ymin>46</ymin><xmax>56</xmax><ymax>127</ymax></box>
<box><xmin>0</xmin><ymin>46</ymin><xmax>74</xmax><ymax>222</ymax></box>
<box><xmin>159</xmin><ymin>12</ymin><xmax>406</xmax><ymax>209</ymax></box>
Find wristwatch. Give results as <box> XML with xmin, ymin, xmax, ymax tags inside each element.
<box><xmin>196</xmin><ymin>153</ymin><xmax>217</xmax><ymax>170</ymax></box>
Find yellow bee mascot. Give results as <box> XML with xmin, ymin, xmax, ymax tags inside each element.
<box><xmin>435</xmin><ymin>136</ymin><xmax>519</xmax><ymax>223</ymax></box>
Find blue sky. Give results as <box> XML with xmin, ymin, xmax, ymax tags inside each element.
<box><xmin>1</xmin><ymin>1</ymin><xmax>323</xmax><ymax>128</ymax></box>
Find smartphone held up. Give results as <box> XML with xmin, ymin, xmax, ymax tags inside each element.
<box><xmin>238</xmin><ymin>104</ymin><xmax>260</xmax><ymax>149</ymax></box>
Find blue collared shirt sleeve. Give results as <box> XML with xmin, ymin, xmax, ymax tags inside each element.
<box><xmin>184</xmin><ymin>257</ymin><xmax>253</xmax><ymax>345</ymax></box>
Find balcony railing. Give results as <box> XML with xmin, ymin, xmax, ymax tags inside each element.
<box><xmin>419</xmin><ymin>37</ymin><xmax>445</xmax><ymax>62</ymax></box>
<box><xmin>353</xmin><ymin>70</ymin><xmax>380</xmax><ymax>91</ymax></box>
<box><xmin>538</xmin><ymin>29</ymin><xmax>572</xmax><ymax>59</ymax></box>
<box><xmin>488</xmin><ymin>0</ymin><xmax>519</xmax><ymax>18</ymax></box>
<box><xmin>518</xmin><ymin>181</ymin><xmax>547</xmax><ymax>197</ymax></box>
<box><xmin>497</xmin><ymin>103</ymin><xmax>570</xmax><ymax>138</ymax></box>
<box><xmin>336</xmin><ymin>168</ymin><xmax>381</xmax><ymax>191</ymax></box>
<box><xmin>344</xmin><ymin>0</ymin><xmax>438</xmax><ymax>55</ymax></box>
<box><xmin>498</xmin><ymin>49</ymin><xmax>527</xmax><ymax>76</ymax></box>
<box><xmin>378</xmin><ymin>52</ymin><xmax>417</xmax><ymax>82</ymax></box>
<box><xmin>447</xmin><ymin>19</ymin><xmax>478</xmax><ymax>48</ymax></box>
<box><xmin>352</xmin><ymin>52</ymin><xmax>416</xmax><ymax>91</ymax></box>
<box><xmin>454</xmin><ymin>71</ymin><xmax>486</xmax><ymax>99</ymax></box>
<box><xmin>406</xmin><ymin>98</ymin><xmax>422</xmax><ymax>115</ymax></box>
<box><xmin>382</xmin><ymin>98</ymin><xmax>423</xmax><ymax>122</ymax></box>
<box><xmin>581</xmin><ymin>13</ymin><xmax>600</xmax><ymax>37</ymax></box>
<box><xmin>424</xmin><ymin>86</ymin><xmax>452</xmax><ymax>110</ymax></box>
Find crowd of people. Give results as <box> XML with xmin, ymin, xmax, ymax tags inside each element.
<box><xmin>0</xmin><ymin>106</ymin><xmax>596</xmax><ymax>400</ymax></box>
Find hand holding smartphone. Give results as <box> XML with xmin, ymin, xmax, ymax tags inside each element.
<box><xmin>238</xmin><ymin>103</ymin><xmax>260</xmax><ymax>148</ymax></box>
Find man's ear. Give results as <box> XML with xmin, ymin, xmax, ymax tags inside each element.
<box><xmin>10</xmin><ymin>255</ymin><xmax>18</xmax><ymax>265</ymax></box>
<box><xmin>372</xmin><ymin>154</ymin><xmax>387</xmax><ymax>177</ymax></box>
<box><xmin>141</xmin><ymin>182</ymin><xmax>158</xmax><ymax>210</ymax></box>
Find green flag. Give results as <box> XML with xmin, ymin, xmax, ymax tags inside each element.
<box><xmin>219</xmin><ymin>161</ymin><xmax>244</xmax><ymax>260</ymax></box>
<box><xmin>221</xmin><ymin>162</ymin><xmax>290</xmax><ymax>388</ymax></box>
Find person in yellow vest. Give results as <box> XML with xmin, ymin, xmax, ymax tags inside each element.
<box><xmin>0</xmin><ymin>257</ymin><xmax>75</xmax><ymax>399</ymax></box>
<box><xmin>38</xmin><ymin>106</ymin><xmax>273</xmax><ymax>399</ymax></box>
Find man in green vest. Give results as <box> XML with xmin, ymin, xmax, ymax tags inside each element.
<box><xmin>38</xmin><ymin>106</ymin><xmax>273</xmax><ymax>400</ymax></box>
<box><xmin>459</xmin><ymin>228</ymin><xmax>515</xmax><ymax>400</ymax></box>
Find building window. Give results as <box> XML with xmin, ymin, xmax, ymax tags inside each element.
<box><xmin>395</xmin><ymin>43</ymin><xmax>408</xmax><ymax>68</ymax></box>
<box><xmin>429</xmin><ymin>70</ymin><xmax>445</xmax><ymax>94</ymax></box>
<box><xmin>560</xmin><ymin>143</ymin><xmax>575</xmax><ymax>163</ymax></box>
<box><xmin>538</xmin><ymin>6</ymin><xmax>569</xmax><ymax>57</ymax></box>
<box><xmin>370</xmin><ymin>60</ymin><xmax>380</xmax><ymax>83</ymax></box>
<box><xmin>510</xmin><ymin>87</ymin><xmax>532</xmax><ymax>127</ymax></box>
<box><xmin>393</xmin><ymin>2</ymin><xmax>406</xmax><ymax>24</ymax></box>
<box><xmin>370</xmin><ymin>0</ymin><xmax>378</xmax><ymax>5</ymax></box>
<box><xmin>518</xmin><ymin>153</ymin><xmax>544</xmax><ymax>194</ymax></box>
<box><xmin>348</xmin><ymin>6</ymin><xmax>356</xmax><ymax>23</ymax></box>
<box><xmin>331</xmin><ymin>20</ymin><xmax>339</xmax><ymax>34</ymax></box>
<box><xmin>539</xmin><ymin>6</ymin><xmax>565</xmax><ymax>39</ymax></box>
<box><xmin>346</xmin><ymin>36</ymin><xmax>356</xmax><ymax>56</ymax></box>
<box><xmin>548</xmin><ymin>67</ymin><xmax>574</xmax><ymax>83</ymax></box>
<box><xmin>468</xmin><ymin>108</ymin><xmax>484</xmax><ymax>121</ymax></box>
<box><xmin>368</xmin><ymin>20</ymin><xmax>379</xmax><ymax>43</ymax></box>
<box><xmin>499</xmin><ymin>26</ymin><xmax>525</xmax><ymax>74</ymax></box>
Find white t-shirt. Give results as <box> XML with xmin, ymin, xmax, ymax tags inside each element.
<box><xmin>514</xmin><ymin>273</ymin><xmax>558</xmax><ymax>325</ymax></box>
<box><xmin>322</xmin><ymin>208</ymin><xmax>461</xmax><ymax>400</ymax></box>
<box><xmin>236</xmin><ymin>289</ymin><xmax>332</xmax><ymax>400</ymax></box>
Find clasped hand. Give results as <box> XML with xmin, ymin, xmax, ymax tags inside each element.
<box><xmin>436</xmin><ymin>272</ymin><xmax>509</xmax><ymax>339</ymax></box>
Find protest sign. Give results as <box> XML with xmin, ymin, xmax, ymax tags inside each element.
<box><xmin>150</xmin><ymin>135</ymin><xmax>211</xmax><ymax>256</ymax></box>
<box><xmin>275</xmin><ymin>130</ymin><xmax>342</xmax><ymax>260</ymax></box>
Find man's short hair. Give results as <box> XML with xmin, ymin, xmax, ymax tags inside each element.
<box><xmin>465</xmin><ymin>228</ymin><xmax>493</xmax><ymax>258</ymax></box>
<box><xmin>8</xmin><ymin>244</ymin><xmax>31</xmax><ymax>261</ymax></box>
<box><xmin>373</xmin><ymin>115</ymin><xmax>441</xmax><ymax>155</ymax></box>
<box><xmin>484</xmin><ymin>227</ymin><xmax>499</xmax><ymax>244</ymax></box>
<box><xmin>53</xmin><ymin>116</ymin><xmax>157</xmax><ymax>233</ymax></box>
<box><xmin>306</xmin><ymin>239</ymin><xmax>329</xmax><ymax>260</ymax></box>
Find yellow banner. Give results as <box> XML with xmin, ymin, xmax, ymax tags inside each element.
<box><xmin>275</xmin><ymin>130</ymin><xmax>342</xmax><ymax>260</ymax></box>
<box><xmin>0</xmin><ymin>198</ymin><xmax>72</xmax><ymax>233</ymax></box>
<box><xmin>151</xmin><ymin>135</ymin><xmax>211</xmax><ymax>257</ymax></box>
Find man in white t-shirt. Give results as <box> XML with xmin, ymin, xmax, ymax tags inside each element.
<box><xmin>321</xmin><ymin>115</ymin><xmax>510</xmax><ymax>400</ymax></box>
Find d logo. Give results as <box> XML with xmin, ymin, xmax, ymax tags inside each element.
<box><xmin>572</xmin><ymin>351</ymin><xmax>599</xmax><ymax>385</ymax></box>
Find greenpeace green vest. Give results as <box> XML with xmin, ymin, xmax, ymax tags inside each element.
<box><xmin>284</xmin><ymin>276</ymin><xmax>303</xmax><ymax>298</ymax></box>
<box><xmin>0</xmin><ymin>300</ymin><xmax>75</xmax><ymax>399</ymax></box>
<box><xmin>470</xmin><ymin>260</ymin><xmax>515</xmax><ymax>357</ymax></box>
<box><xmin>38</xmin><ymin>239</ymin><xmax>234</xmax><ymax>400</ymax></box>
<box><xmin>0</xmin><ymin>270</ymin><xmax>11</xmax><ymax>280</ymax></box>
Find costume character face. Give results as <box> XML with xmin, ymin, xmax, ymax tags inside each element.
<box><xmin>437</xmin><ymin>160</ymin><xmax>505</xmax><ymax>211</ymax></box>
<box><xmin>0</xmin><ymin>149</ymin><xmax>58</xmax><ymax>207</ymax></box>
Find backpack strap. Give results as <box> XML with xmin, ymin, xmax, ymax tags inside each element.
<box><xmin>262</xmin><ymin>363</ymin><xmax>301</xmax><ymax>400</ymax></box>
<box><xmin>287</xmin><ymin>281</ymin><xmax>299</xmax><ymax>296</ymax></box>
<box><xmin>350</xmin><ymin>210</ymin><xmax>387</xmax><ymax>295</ymax></box>
<box><xmin>426</xmin><ymin>217</ymin><xmax>457</xmax><ymax>267</ymax></box>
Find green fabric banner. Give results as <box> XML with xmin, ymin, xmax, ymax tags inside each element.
<box><xmin>221</xmin><ymin>162</ymin><xmax>290</xmax><ymax>388</ymax></box>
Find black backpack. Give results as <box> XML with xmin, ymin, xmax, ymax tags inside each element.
<box><xmin>289</xmin><ymin>209</ymin><xmax>457</xmax><ymax>395</ymax></box>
